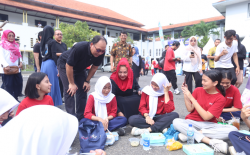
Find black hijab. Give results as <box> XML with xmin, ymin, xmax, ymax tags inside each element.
<box><xmin>40</xmin><ymin>26</ymin><xmax>54</xmax><ymax>57</ymax></box>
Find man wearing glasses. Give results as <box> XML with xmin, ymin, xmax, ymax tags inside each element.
<box><xmin>57</xmin><ymin>35</ymin><xmax>106</xmax><ymax>120</ymax></box>
<box><xmin>54</xmin><ymin>30</ymin><xmax>67</xmax><ymax>101</ymax></box>
<box><xmin>110</xmin><ymin>31</ymin><xmax>133</xmax><ymax>72</ymax></box>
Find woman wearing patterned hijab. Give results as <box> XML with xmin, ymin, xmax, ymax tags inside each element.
<box><xmin>132</xmin><ymin>46</ymin><xmax>143</xmax><ymax>82</ymax></box>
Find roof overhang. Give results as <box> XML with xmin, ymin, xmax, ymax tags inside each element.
<box><xmin>212</xmin><ymin>0</ymin><xmax>249</xmax><ymax>15</ymax></box>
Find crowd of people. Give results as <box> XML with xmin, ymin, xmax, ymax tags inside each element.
<box><xmin>0</xmin><ymin>26</ymin><xmax>250</xmax><ymax>155</ymax></box>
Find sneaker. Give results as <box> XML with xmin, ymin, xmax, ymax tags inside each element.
<box><xmin>131</xmin><ymin>127</ymin><xmax>148</xmax><ymax>136</ymax></box>
<box><xmin>162</xmin><ymin>128</ymin><xmax>168</xmax><ymax>134</ymax></box>
<box><xmin>210</xmin><ymin>139</ymin><xmax>228</xmax><ymax>154</ymax></box>
<box><xmin>178</xmin><ymin>133</ymin><xmax>187</xmax><ymax>142</ymax></box>
<box><xmin>116</xmin><ymin>127</ymin><xmax>126</xmax><ymax>136</ymax></box>
<box><xmin>174</xmin><ymin>88</ymin><xmax>180</xmax><ymax>95</ymax></box>
<box><xmin>229</xmin><ymin>146</ymin><xmax>236</xmax><ymax>155</ymax></box>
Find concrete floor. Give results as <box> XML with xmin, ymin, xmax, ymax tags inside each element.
<box><xmin>3</xmin><ymin>70</ymin><xmax>249</xmax><ymax>155</ymax></box>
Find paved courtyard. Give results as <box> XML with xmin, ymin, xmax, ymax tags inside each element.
<box><xmin>2</xmin><ymin>70</ymin><xmax>249</xmax><ymax>155</ymax></box>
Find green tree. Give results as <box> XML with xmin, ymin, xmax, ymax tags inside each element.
<box><xmin>59</xmin><ymin>21</ymin><xmax>101</xmax><ymax>48</ymax></box>
<box><xmin>197</xmin><ymin>36</ymin><xmax>209</xmax><ymax>48</ymax></box>
<box><xmin>112</xmin><ymin>33</ymin><xmax>135</xmax><ymax>46</ymax></box>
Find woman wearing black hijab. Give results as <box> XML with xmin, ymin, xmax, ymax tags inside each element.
<box><xmin>40</xmin><ymin>26</ymin><xmax>62</xmax><ymax>106</ymax></box>
<box><xmin>233</xmin><ymin>34</ymin><xmax>246</xmax><ymax>88</ymax></box>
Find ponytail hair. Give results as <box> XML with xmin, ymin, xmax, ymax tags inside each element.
<box><xmin>204</xmin><ymin>70</ymin><xmax>225</xmax><ymax>96</ymax></box>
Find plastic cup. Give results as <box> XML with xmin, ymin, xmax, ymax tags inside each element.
<box><xmin>232</xmin><ymin>117</ymin><xmax>240</xmax><ymax>130</ymax></box>
<box><xmin>129</xmin><ymin>138</ymin><xmax>140</xmax><ymax>147</ymax></box>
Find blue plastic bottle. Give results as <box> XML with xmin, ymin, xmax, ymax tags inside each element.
<box><xmin>187</xmin><ymin>124</ymin><xmax>194</xmax><ymax>144</ymax></box>
<box><xmin>143</xmin><ymin>131</ymin><xmax>150</xmax><ymax>150</ymax></box>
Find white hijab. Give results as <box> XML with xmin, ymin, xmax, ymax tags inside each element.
<box><xmin>90</xmin><ymin>76</ymin><xmax>115</xmax><ymax>119</ymax></box>
<box><xmin>0</xmin><ymin>105</ymin><xmax>78</xmax><ymax>155</ymax></box>
<box><xmin>0</xmin><ymin>88</ymin><xmax>19</xmax><ymax>128</ymax></box>
<box><xmin>186</xmin><ymin>36</ymin><xmax>202</xmax><ymax>66</ymax></box>
<box><xmin>142</xmin><ymin>73</ymin><xmax>169</xmax><ymax>118</ymax></box>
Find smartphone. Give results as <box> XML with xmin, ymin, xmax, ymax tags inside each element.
<box><xmin>0</xmin><ymin>21</ymin><xmax>8</xmax><ymax>28</ymax></box>
<box><xmin>183</xmin><ymin>74</ymin><xmax>186</xmax><ymax>85</ymax></box>
<box><xmin>191</xmin><ymin>52</ymin><xmax>194</xmax><ymax>55</ymax></box>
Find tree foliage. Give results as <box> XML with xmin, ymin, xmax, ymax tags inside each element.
<box><xmin>181</xmin><ymin>21</ymin><xmax>220</xmax><ymax>48</ymax></box>
<box><xmin>59</xmin><ymin>21</ymin><xmax>101</xmax><ymax>48</ymax></box>
<box><xmin>112</xmin><ymin>33</ymin><xmax>135</xmax><ymax>46</ymax></box>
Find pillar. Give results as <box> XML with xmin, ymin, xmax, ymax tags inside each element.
<box><xmin>220</xmin><ymin>22</ymin><xmax>223</xmax><ymax>41</ymax></box>
<box><xmin>140</xmin><ymin>33</ymin><xmax>143</xmax><ymax>55</ymax></box>
<box><xmin>23</xmin><ymin>10</ymin><xmax>25</xmax><ymax>23</ymax></box>
<box><xmin>153</xmin><ymin>33</ymin><xmax>155</xmax><ymax>59</ymax></box>
<box><xmin>171</xmin><ymin>30</ymin><xmax>174</xmax><ymax>40</ymax></box>
<box><xmin>58</xmin><ymin>17</ymin><xmax>60</xmax><ymax>27</ymax></box>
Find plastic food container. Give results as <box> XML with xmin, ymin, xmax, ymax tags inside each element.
<box><xmin>129</xmin><ymin>138</ymin><xmax>140</xmax><ymax>147</ymax></box>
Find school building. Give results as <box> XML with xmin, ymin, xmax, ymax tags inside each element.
<box><xmin>0</xmin><ymin>0</ymin><xmax>226</xmax><ymax>66</ymax></box>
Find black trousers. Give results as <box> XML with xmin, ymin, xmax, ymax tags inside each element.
<box><xmin>183</xmin><ymin>71</ymin><xmax>202</xmax><ymax>93</ymax></box>
<box><xmin>58</xmin><ymin>77</ymin><xmax>64</xmax><ymax>98</ymax></box>
<box><xmin>215</xmin><ymin>68</ymin><xmax>237</xmax><ymax>85</ymax></box>
<box><xmin>145</xmin><ymin>69</ymin><xmax>148</xmax><ymax>75</ymax></box>
<box><xmin>164</xmin><ymin>70</ymin><xmax>178</xmax><ymax>90</ymax></box>
<box><xmin>2</xmin><ymin>73</ymin><xmax>22</xmax><ymax>100</ymax></box>
<box><xmin>128</xmin><ymin>112</ymin><xmax>179</xmax><ymax>132</ymax></box>
<box><xmin>58</xmin><ymin>67</ymin><xmax>87</xmax><ymax>120</ymax></box>
<box><xmin>18</xmin><ymin>72</ymin><xmax>23</xmax><ymax>95</ymax></box>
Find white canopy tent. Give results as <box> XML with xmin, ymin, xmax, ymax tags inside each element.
<box><xmin>242</xmin><ymin>34</ymin><xmax>250</xmax><ymax>54</ymax></box>
<box><xmin>202</xmin><ymin>37</ymin><xmax>214</xmax><ymax>55</ymax></box>
<box><xmin>174</xmin><ymin>41</ymin><xmax>186</xmax><ymax>58</ymax></box>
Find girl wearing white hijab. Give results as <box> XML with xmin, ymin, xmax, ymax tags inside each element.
<box><xmin>0</xmin><ymin>105</ymin><xmax>78</xmax><ymax>155</ymax></box>
<box><xmin>83</xmin><ymin>76</ymin><xmax>127</xmax><ymax>134</ymax></box>
<box><xmin>182</xmin><ymin>36</ymin><xmax>202</xmax><ymax>93</ymax></box>
<box><xmin>0</xmin><ymin>88</ymin><xmax>19</xmax><ymax>128</ymax></box>
<box><xmin>129</xmin><ymin>73</ymin><xmax>179</xmax><ymax>135</ymax></box>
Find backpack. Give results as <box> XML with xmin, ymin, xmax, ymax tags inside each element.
<box><xmin>79</xmin><ymin>118</ymin><xmax>107</xmax><ymax>153</ymax></box>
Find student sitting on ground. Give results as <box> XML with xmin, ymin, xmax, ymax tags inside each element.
<box><xmin>228</xmin><ymin>105</ymin><xmax>250</xmax><ymax>155</ymax></box>
<box><xmin>129</xmin><ymin>73</ymin><xmax>179</xmax><ymax>135</ymax></box>
<box><xmin>0</xmin><ymin>88</ymin><xmax>19</xmax><ymax>128</ymax></box>
<box><xmin>83</xmin><ymin>76</ymin><xmax>127</xmax><ymax>135</ymax></box>
<box><xmin>217</xmin><ymin>71</ymin><xmax>242</xmax><ymax>122</ymax></box>
<box><xmin>15</xmin><ymin>72</ymin><xmax>54</xmax><ymax>116</ymax></box>
<box><xmin>173</xmin><ymin>70</ymin><xmax>238</xmax><ymax>154</ymax></box>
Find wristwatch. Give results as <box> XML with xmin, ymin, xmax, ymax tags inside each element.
<box><xmin>85</xmin><ymin>80</ymin><xmax>90</xmax><ymax>84</ymax></box>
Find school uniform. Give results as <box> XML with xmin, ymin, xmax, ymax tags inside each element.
<box><xmin>173</xmin><ymin>87</ymin><xmax>238</xmax><ymax>142</ymax></box>
<box><xmin>220</xmin><ymin>85</ymin><xmax>242</xmax><ymax>120</ymax></box>
<box><xmin>82</xmin><ymin>76</ymin><xmax>127</xmax><ymax>131</ymax></box>
<box><xmin>15</xmin><ymin>95</ymin><xmax>54</xmax><ymax>116</ymax></box>
<box><xmin>129</xmin><ymin>73</ymin><xmax>179</xmax><ymax>132</ymax></box>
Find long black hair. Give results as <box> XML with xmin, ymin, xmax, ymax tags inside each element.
<box><xmin>204</xmin><ymin>70</ymin><xmax>225</xmax><ymax>96</ymax></box>
<box><xmin>221</xmin><ymin>70</ymin><xmax>232</xmax><ymax>81</ymax></box>
<box><xmin>25</xmin><ymin>72</ymin><xmax>48</xmax><ymax>99</ymax></box>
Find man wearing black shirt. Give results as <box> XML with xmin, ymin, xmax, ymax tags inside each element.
<box><xmin>57</xmin><ymin>36</ymin><xmax>106</xmax><ymax>120</ymax></box>
<box><xmin>33</xmin><ymin>31</ymin><xmax>43</xmax><ymax>72</ymax></box>
<box><xmin>54</xmin><ymin>30</ymin><xmax>67</xmax><ymax>100</ymax></box>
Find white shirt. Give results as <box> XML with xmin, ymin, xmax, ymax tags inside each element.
<box><xmin>215</xmin><ymin>41</ymin><xmax>238</xmax><ymax>68</ymax></box>
<box><xmin>0</xmin><ymin>46</ymin><xmax>21</xmax><ymax>73</ymax></box>
<box><xmin>182</xmin><ymin>49</ymin><xmax>202</xmax><ymax>72</ymax></box>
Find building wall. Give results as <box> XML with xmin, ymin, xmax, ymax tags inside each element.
<box><xmin>225</xmin><ymin>1</ymin><xmax>250</xmax><ymax>38</ymax></box>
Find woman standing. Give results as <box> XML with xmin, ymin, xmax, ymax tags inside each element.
<box><xmin>233</xmin><ymin>34</ymin><xmax>246</xmax><ymax>88</ymax></box>
<box><xmin>40</xmin><ymin>26</ymin><xmax>62</xmax><ymax>106</ymax></box>
<box><xmin>0</xmin><ymin>30</ymin><xmax>22</xmax><ymax>100</ymax></box>
<box><xmin>110</xmin><ymin>58</ymin><xmax>142</xmax><ymax>119</ymax></box>
<box><xmin>182</xmin><ymin>36</ymin><xmax>202</xmax><ymax>93</ymax></box>
<box><xmin>145</xmin><ymin>61</ymin><xmax>149</xmax><ymax>75</ymax></box>
<box><xmin>173</xmin><ymin>70</ymin><xmax>238</xmax><ymax>154</ymax></box>
<box><xmin>132</xmin><ymin>47</ymin><xmax>143</xmax><ymax>82</ymax></box>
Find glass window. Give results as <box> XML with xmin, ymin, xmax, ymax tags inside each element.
<box><xmin>0</xmin><ymin>14</ymin><xmax>8</xmax><ymax>21</ymax></box>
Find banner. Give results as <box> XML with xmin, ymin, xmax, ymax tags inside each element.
<box><xmin>158</xmin><ymin>22</ymin><xmax>165</xmax><ymax>49</ymax></box>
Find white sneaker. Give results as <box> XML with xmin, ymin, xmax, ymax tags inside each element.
<box><xmin>162</xmin><ymin>128</ymin><xmax>168</xmax><ymax>134</ymax></box>
<box><xmin>174</xmin><ymin>88</ymin><xmax>180</xmax><ymax>95</ymax></box>
<box><xmin>210</xmin><ymin>139</ymin><xmax>228</xmax><ymax>154</ymax></box>
<box><xmin>229</xmin><ymin>146</ymin><xmax>236</xmax><ymax>155</ymax></box>
<box><xmin>178</xmin><ymin>133</ymin><xmax>187</xmax><ymax>142</ymax></box>
<box><xmin>131</xmin><ymin>127</ymin><xmax>148</xmax><ymax>136</ymax></box>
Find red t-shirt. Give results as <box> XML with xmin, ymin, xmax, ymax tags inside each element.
<box><xmin>84</xmin><ymin>95</ymin><xmax>117</xmax><ymax>120</ymax></box>
<box><xmin>16</xmin><ymin>95</ymin><xmax>54</xmax><ymax>116</ymax></box>
<box><xmin>145</xmin><ymin>64</ymin><xmax>149</xmax><ymax>69</ymax></box>
<box><xmin>154</xmin><ymin>64</ymin><xmax>159</xmax><ymax>69</ymax></box>
<box><xmin>164</xmin><ymin>48</ymin><xmax>176</xmax><ymax>71</ymax></box>
<box><xmin>185</xmin><ymin>87</ymin><xmax>226</xmax><ymax>123</ymax></box>
<box><xmin>139</xmin><ymin>92</ymin><xmax>175</xmax><ymax>116</ymax></box>
<box><xmin>225</xmin><ymin>85</ymin><xmax>242</xmax><ymax>109</ymax></box>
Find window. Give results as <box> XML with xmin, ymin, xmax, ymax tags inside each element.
<box><xmin>248</xmin><ymin>3</ymin><xmax>250</xmax><ymax>17</ymax></box>
<box><xmin>150</xmin><ymin>49</ymin><xmax>151</xmax><ymax>56</ymax></box>
<box><xmin>97</xmin><ymin>30</ymin><xmax>100</xmax><ymax>33</ymax></box>
<box><xmin>30</xmin><ymin>38</ymin><xmax>34</xmax><ymax>48</ymax></box>
<box><xmin>0</xmin><ymin>13</ymin><xmax>8</xmax><ymax>22</ymax></box>
<box><xmin>156</xmin><ymin>49</ymin><xmax>158</xmax><ymax>56</ymax></box>
<box><xmin>109</xmin><ymin>46</ymin><xmax>110</xmax><ymax>52</ymax></box>
<box><xmin>35</xmin><ymin>20</ymin><xmax>47</xmax><ymax>28</ymax></box>
<box><xmin>116</xmin><ymin>33</ymin><xmax>118</xmax><ymax>37</ymax></box>
<box><xmin>107</xmin><ymin>31</ymin><xmax>110</xmax><ymax>37</ymax></box>
<box><xmin>143</xmin><ymin>49</ymin><xmax>145</xmax><ymax>56</ymax></box>
<box><xmin>36</xmin><ymin>38</ymin><xmax>38</xmax><ymax>43</ymax></box>
<box><xmin>102</xmin><ymin>31</ymin><xmax>105</xmax><ymax>36</ymax></box>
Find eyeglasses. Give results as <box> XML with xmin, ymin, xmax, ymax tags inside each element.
<box><xmin>8</xmin><ymin>35</ymin><xmax>15</xmax><ymax>38</ymax></box>
<box><xmin>190</xmin><ymin>40</ymin><xmax>196</xmax><ymax>42</ymax></box>
<box><xmin>56</xmin><ymin>34</ymin><xmax>63</xmax><ymax>36</ymax></box>
<box><xmin>94</xmin><ymin>45</ymin><xmax>105</xmax><ymax>53</ymax></box>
